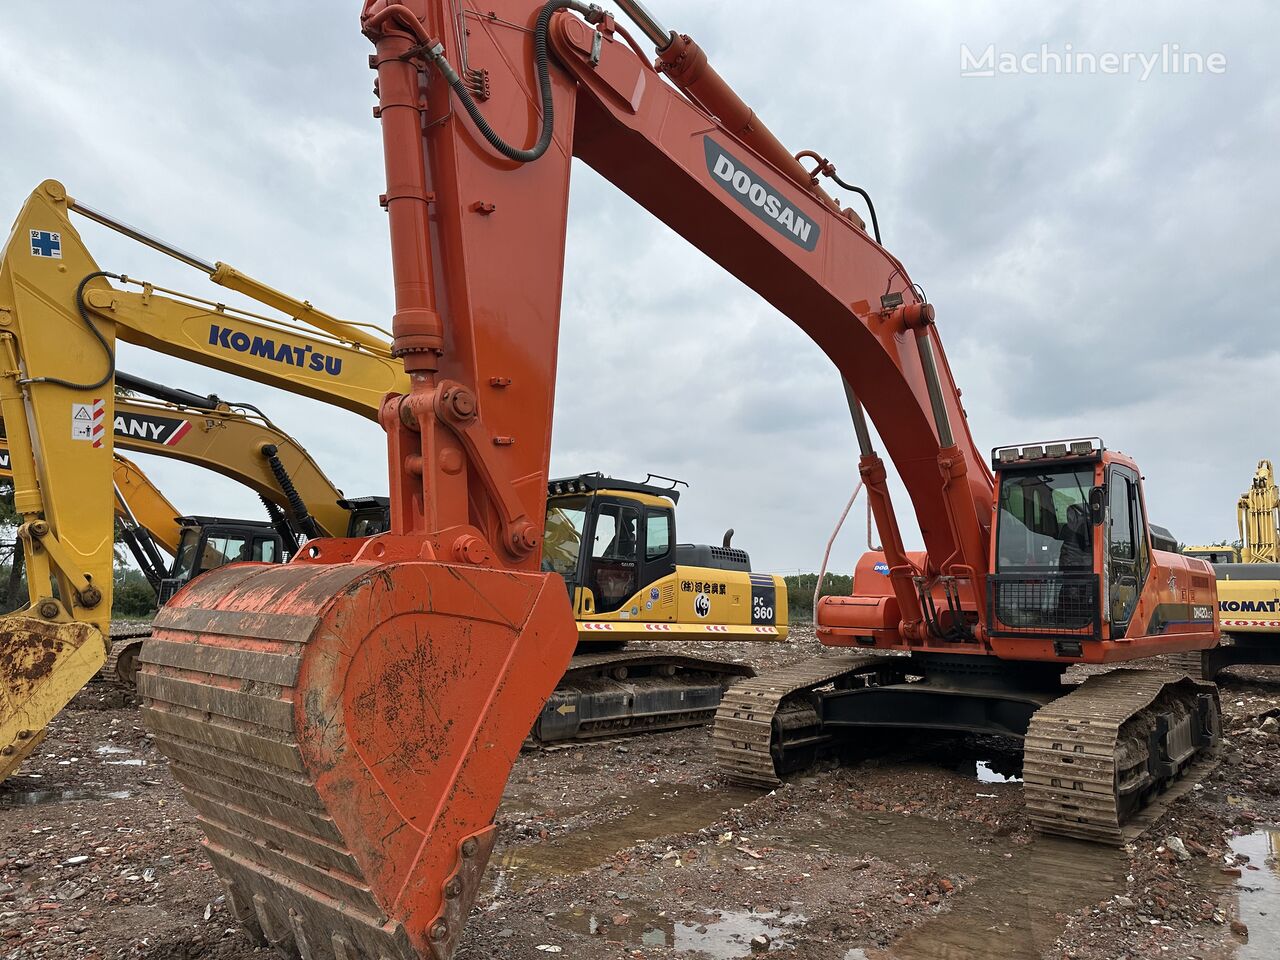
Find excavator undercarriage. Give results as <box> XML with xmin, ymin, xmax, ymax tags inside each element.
<box><xmin>713</xmin><ymin>654</ymin><xmax>1221</xmax><ymax>843</ymax></box>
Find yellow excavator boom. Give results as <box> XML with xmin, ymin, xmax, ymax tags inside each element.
<box><xmin>0</xmin><ymin>447</ymin><xmax>182</xmax><ymax>554</ymax></box>
<box><xmin>0</xmin><ymin>181</ymin><xmax>407</xmax><ymax>781</ymax></box>
<box><xmin>1239</xmin><ymin>459</ymin><xmax>1280</xmax><ymax>564</ymax></box>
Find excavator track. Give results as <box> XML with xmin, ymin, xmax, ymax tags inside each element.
<box><xmin>1024</xmin><ymin>669</ymin><xmax>1221</xmax><ymax>844</ymax></box>
<box><xmin>102</xmin><ymin>624</ymin><xmax>152</xmax><ymax>689</ymax></box>
<box><xmin>712</xmin><ymin>654</ymin><xmax>906</xmax><ymax>788</ymax></box>
<box><xmin>532</xmin><ymin>649</ymin><xmax>754</xmax><ymax>743</ymax></box>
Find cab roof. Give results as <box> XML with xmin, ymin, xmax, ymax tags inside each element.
<box><xmin>547</xmin><ymin>472</ymin><xmax>684</xmax><ymax>504</ymax></box>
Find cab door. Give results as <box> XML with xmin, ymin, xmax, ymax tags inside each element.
<box><xmin>585</xmin><ymin>500</ymin><xmax>640</xmax><ymax>613</ymax></box>
<box><xmin>637</xmin><ymin>505</ymin><xmax>676</xmax><ymax>594</ymax></box>
<box><xmin>1107</xmin><ymin>465</ymin><xmax>1149</xmax><ymax>637</ymax></box>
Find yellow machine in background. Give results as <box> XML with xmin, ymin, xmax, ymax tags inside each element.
<box><xmin>1238</xmin><ymin>460</ymin><xmax>1279</xmax><ymax>563</ymax></box>
<box><xmin>1183</xmin><ymin>459</ymin><xmax>1280</xmax><ymax>678</ymax></box>
<box><xmin>1183</xmin><ymin>545</ymin><xmax>1241</xmax><ymax>564</ymax></box>
<box><xmin>536</xmin><ymin>473</ymin><xmax>788</xmax><ymax>741</ymax></box>
<box><xmin>0</xmin><ymin>181</ymin><xmax>408</xmax><ymax>781</ymax></box>
<box><xmin>545</xmin><ymin>473</ymin><xmax>787</xmax><ymax>642</ymax></box>
<box><xmin>0</xmin><ymin>183</ymin><xmax>788</xmax><ymax>772</ymax></box>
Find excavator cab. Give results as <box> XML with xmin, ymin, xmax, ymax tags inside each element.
<box><xmin>339</xmin><ymin>496</ymin><xmax>392</xmax><ymax>538</ymax></box>
<box><xmin>986</xmin><ymin>437</ymin><xmax>1208</xmax><ymax>648</ymax></box>
<box><xmin>157</xmin><ymin>516</ymin><xmax>284</xmax><ymax>604</ymax></box>
<box><xmin>544</xmin><ymin>473</ymin><xmax>679</xmax><ymax>616</ymax></box>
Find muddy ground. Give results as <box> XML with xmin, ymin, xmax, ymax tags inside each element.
<box><xmin>2</xmin><ymin>626</ymin><xmax>1278</xmax><ymax>960</ymax></box>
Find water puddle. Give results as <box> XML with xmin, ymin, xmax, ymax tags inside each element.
<box><xmin>554</xmin><ymin>905</ymin><xmax>800</xmax><ymax>956</ymax></box>
<box><xmin>1229</xmin><ymin>826</ymin><xmax>1280</xmax><ymax>958</ymax></box>
<box><xmin>777</xmin><ymin>811</ymin><xmax>1124</xmax><ymax>959</ymax></box>
<box><xmin>0</xmin><ymin>788</ymin><xmax>133</xmax><ymax>807</ymax></box>
<box><xmin>495</xmin><ymin>782</ymin><xmax>758</xmax><ymax>891</ymax></box>
<box><xmin>976</xmin><ymin>761</ymin><xmax>1021</xmax><ymax>784</ymax></box>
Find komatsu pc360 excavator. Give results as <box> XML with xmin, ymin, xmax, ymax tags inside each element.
<box><xmin>3</xmin><ymin>2</ymin><xmax>1222</xmax><ymax>957</ymax></box>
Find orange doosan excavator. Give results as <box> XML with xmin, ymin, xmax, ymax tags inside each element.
<box><xmin>125</xmin><ymin>3</ymin><xmax>1221</xmax><ymax>958</ymax></box>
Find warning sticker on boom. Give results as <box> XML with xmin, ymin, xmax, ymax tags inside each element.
<box><xmin>71</xmin><ymin>399</ymin><xmax>105</xmax><ymax>447</ymax></box>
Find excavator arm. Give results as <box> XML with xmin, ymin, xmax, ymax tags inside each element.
<box><xmin>107</xmin><ymin>393</ymin><xmax>357</xmax><ymax>539</ymax></box>
<box><xmin>1239</xmin><ymin>459</ymin><xmax>1279</xmax><ymax>564</ymax></box>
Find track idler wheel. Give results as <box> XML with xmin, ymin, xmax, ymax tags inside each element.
<box><xmin>139</xmin><ymin>544</ymin><xmax>578</xmax><ymax>960</ymax></box>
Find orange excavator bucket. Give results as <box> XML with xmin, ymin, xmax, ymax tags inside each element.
<box><xmin>141</xmin><ymin>546</ymin><xmax>576</xmax><ymax>959</ymax></box>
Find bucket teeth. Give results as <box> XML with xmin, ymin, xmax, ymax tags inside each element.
<box><xmin>140</xmin><ymin>558</ymin><xmax>577</xmax><ymax>960</ymax></box>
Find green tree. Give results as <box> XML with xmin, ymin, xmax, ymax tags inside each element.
<box><xmin>784</xmin><ymin>572</ymin><xmax>853</xmax><ymax>620</ymax></box>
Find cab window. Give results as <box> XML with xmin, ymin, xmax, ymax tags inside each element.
<box><xmin>1109</xmin><ymin>478</ymin><xmax>1135</xmax><ymax>560</ymax></box>
<box><xmin>995</xmin><ymin>467</ymin><xmax>1094</xmax><ymax>571</ymax></box>
<box><xmin>593</xmin><ymin>504</ymin><xmax>638</xmax><ymax>560</ymax></box>
<box><xmin>254</xmin><ymin>538</ymin><xmax>278</xmax><ymax>563</ymax></box>
<box><xmin>645</xmin><ymin>510</ymin><xmax>673</xmax><ymax>560</ymax></box>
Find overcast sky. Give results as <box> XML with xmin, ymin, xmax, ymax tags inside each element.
<box><xmin>1</xmin><ymin>2</ymin><xmax>1274</xmax><ymax>574</ymax></box>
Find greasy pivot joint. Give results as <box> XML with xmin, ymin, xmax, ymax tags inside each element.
<box><xmin>436</xmin><ymin>385</ymin><xmax>477</xmax><ymax>422</ymax></box>
<box><xmin>510</xmin><ymin>522</ymin><xmax>539</xmax><ymax>552</ymax></box>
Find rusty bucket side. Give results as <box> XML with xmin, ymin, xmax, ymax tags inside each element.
<box><xmin>140</xmin><ymin>553</ymin><xmax>577</xmax><ymax>960</ymax></box>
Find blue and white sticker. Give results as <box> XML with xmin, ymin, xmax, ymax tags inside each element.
<box><xmin>30</xmin><ymin>230</ymin><xmax>62</xmax><ymax>259</ymax></box>
<box><xmin>873</xmin><ymin>561</ymin><xmax>890</xmax><ymax>575</ymax></box>
<box><xmin>649</xmin><ymin>587</ymin><xmax>660</xmax><ymax>602</ymax></box>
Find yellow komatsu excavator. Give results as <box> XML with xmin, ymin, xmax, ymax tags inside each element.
<box><xmin>0</xmin><ymin>182</ymin><xmax>786</xmax><ymax>779</ymax></box>
<box><xmin>539</xmin><ymin>472</ymin><xmax>786</xmax><ymax>738</ymax></box>
<box><xmin>0</xmin><ymin>183</ymin><xmax>408</xmax><ymax>779</ymax></box>
<box><xmin>1182</xmin><ymin>460</ymin><xmax>1280</xmax><ymax>678</ymax></box>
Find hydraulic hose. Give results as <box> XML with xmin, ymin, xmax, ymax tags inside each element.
<box><xmin>814</xmin><ymin>480</ymin><xmax>865</xmax><ymax>619</ymax></box>
<box><xmin>20</xmin><ymin>271</ymin><xmax>119</xmax><ymax>390</ymax></box>
<box><xmin>260</xmin><ymin>444</ymin><xmax>321</xmax><ymax>540</ymax></box>
<box><xmin>418</xmin><ymin>0</ymin><xmax>601</xmax><ymax>163</ymax></box>
<box><xmin>259</xmin><ymin>494</ymin><xmax>301</xmax><ymax>556</ymax></box>
<box><xmin>827</xmin><ymin>172</ymin><xmax>881</xmax><ymax>245</ymax></box>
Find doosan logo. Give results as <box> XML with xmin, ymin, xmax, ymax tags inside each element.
<box><xmin>704</xmin><ymin>138</ymin><xmax>820</xmax><ymax>251</ymax></box>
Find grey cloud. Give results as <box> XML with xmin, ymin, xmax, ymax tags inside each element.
<box><xmin>0</xmin><ymin>1</ymin><xmax>1274</xmax><ymax>570</ymax></box>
